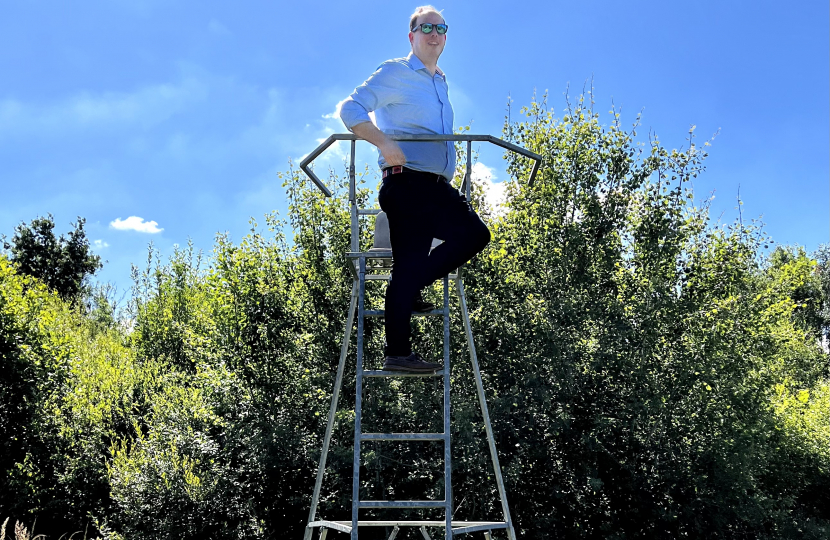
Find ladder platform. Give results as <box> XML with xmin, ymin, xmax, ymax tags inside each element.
<box><xmin>364</xmin><ymin>274</ymin><xmax>460</xmax><ymax>281</ymax></box>
<box><xmin>363</xmin><ymin>369</ymin><xmax>445</xmax><ymax>378</ymax></box>
<box><xmin>361</xmin><ymin>432</ymin><xmax>446</xmax><ymax>441</ymax></box>
<box><xmin>359</xmin><ymin>500</ymin><xmax>445</xmax><ymax>509</ymax></box>
<box><xmin>364</xmin><ymin>309</ymin><xmax>445</xmax><ymax>317</ymax></box>
<box><xmin>308</xmin><ymin>520</ymin><xmax>509</xmax><ymax>533</ymax></box>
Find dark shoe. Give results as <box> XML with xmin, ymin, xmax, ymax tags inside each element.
<box><xmin>412</xmin><ymin>298</ymin><xmax>436</xmax><ymax>313</ymax></box>
<box><xmin>382</xmin><ymin>352</ymin><xmax>442</xmax><ymax>372</ymax></box>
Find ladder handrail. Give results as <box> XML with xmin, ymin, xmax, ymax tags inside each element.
<box><xmin>299</xmin><ymin>133</ymin><xmax>543</xmax><ymax>198</ymax></box>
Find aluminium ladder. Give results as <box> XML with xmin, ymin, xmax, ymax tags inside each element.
<box><xmin>300</xmin><ymin>134</ymin><xmax>541</xmax><ymax>540</ymax></box>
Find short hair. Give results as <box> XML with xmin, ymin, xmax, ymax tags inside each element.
<box><xmin>409</xmin><ymin>5</ymin><xmax>444</xmax><ymax>31</ymax></box>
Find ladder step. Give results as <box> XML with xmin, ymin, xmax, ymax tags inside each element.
<box><xmin>363</xmin><ymin>370</ymin><xmax>445</xmax><ymax>378</ymax></box>
<box><xmin>361</xmin><ymin>433</ymin><xmax>446</xmax><ymax>441</ymax></box>
<box><xmin>364</xmin><ymin>309</ymin><xmax>445</xmax><ymax>317</ymax></box>
<box><xmin>359</xmin><ymin>500</ymin><xmax>446</xmax><ymax>509</ymax></box>
<box><xmin>452</xmin><ymin>522</ymin><xmax>510</xmax><ymax>535</ymax></box>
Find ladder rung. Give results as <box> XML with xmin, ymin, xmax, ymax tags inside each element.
<box><xmin>364</xmin><ymin>309</ymin><xmax>445</xmax><ymax>317</ymax></box>
<box><xmin>307</xmin><ymin>520</ymin><xmax>352</xmax><ymax>533</ymax></box>
<box><xmin>363</xmin><ymin>370</ymin><xmax>445</xmax><ymax>378</ymax></box>
<box><xmin>361</xmin><ymin>433</ymin><xmax>446</xmax><ymax>441</ymax></box>
<box><xmin>348</xmin><ymin>251</ymin><xmax>393</xmax><ymax>259</ymax></box>
<box><xmin>452</xmin><ymin>522</ymin><xmax>509</xmax><ymax>535</ymax></box>
<box><xmin>318</xmin><ymin>520</ymin><xmax>507</xmax><ymax>528</ymax></box>
<box><xmin>359</xmin><ymin>500</ymin><xmax>446</xmax><ymax>509</ymax></box>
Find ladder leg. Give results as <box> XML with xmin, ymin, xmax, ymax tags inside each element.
<box><xmin>420</xmin><ymin>525</ymin><xmax>433</xmax><ymax>540</ymax></box>
<box><xmin>320</xmin><ymin>528</ymin><xmax>328</xmax><ymax>540</ymax></box>
<box><xmin>386</xmin><ymin>525</ymin><xmax>400</xmax><ymax>540</ymax></box>
<box><xmin>352</xmin><ymin>257</ymin><xmax>367</xmax><ymax>540</ymax></box>
<box><xmin>455</xmin><ymin>279</ymin><xmax>516</xmax><ymax>540</ymax></box>
<box><xmin>305</xmin><ymin>281</ymin><xmax>359</xmax><ymax>540</ymax></box>
<box><xmin>442</xmin><ymin>275</ymin><xmax>452</xmax><ymax>540</ymax></box>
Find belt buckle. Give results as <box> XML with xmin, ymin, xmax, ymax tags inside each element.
<box><xmin>383</xmin><ymin>165</ymin><xmax>404</xmax><ymax>179</ymax></box>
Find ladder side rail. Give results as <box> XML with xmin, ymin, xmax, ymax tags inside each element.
<box><xmin>455</xmin><ymin>279</ymin><xmax>517</xmax><ymax>540</ymax></box>
<box><xmin>349</xmin><ymin>140</ymin><xmax>359</xmax><ymax>254</ymax></box>
<box><xmin>304</xmin><ymin>281</ymin><xmax>360</xmax><ymax>540</ymax></box>
<box><xmin>442</xmin><ymin>275</ymin><xmax>452</xmax><ymax>539</ymax></box>
<box><xmin>352</xmin><ymin>257</ymin><xmax>367</xmax><ymax>540</ymax></box>
<box><xmin>465</xmin><ymin>140</ymin><xmax>472</xmax><ymax>202</ymax></box>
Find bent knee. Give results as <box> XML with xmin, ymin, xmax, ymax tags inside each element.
<box><xmin>473</xmin><ymin>222</ymin><xmax>491</xmax><ymax>252</ymax></box>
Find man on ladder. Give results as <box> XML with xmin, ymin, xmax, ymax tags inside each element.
<box><xmin>339</xmin><ymin>5</ymin><xmax>491</xmax><ymax>373</ymax></box>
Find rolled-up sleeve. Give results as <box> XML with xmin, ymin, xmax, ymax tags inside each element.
<box><xmin>340</xmin><ymin>62</ymin><xmax>399</xmax><ymax>131</ymax></box>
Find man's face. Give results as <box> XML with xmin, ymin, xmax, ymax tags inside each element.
<box><xmin>408</xmin><ymin>11</ymin><xmax>446</xmax><ymax>63</ymax></box>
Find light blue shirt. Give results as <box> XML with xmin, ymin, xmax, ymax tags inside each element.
<box><xmin>340</xmin><ymin>52</ymin><xmax>456</xmax><ymax>179</ymax></box>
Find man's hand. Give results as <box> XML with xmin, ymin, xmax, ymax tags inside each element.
<box><xmin>352</xmin><ymin>121</ymin><xmax>406</xmax><ymax>166</ymax></box>
<box><xmin>379</xmin><ymin>139</ymin><xmax>406</xmax><ymax>166</ymax></box>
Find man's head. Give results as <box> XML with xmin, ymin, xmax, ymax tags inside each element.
<box><xmin>408</xmin><ymin>6</ymin><xmax>446</xmax><ymax>66</ymax></box>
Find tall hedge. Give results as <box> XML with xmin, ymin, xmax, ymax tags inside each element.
<box><xmin>1</xmin><ymin>96</ymin><xmax>828</xmax><ymax>539</ymax></box>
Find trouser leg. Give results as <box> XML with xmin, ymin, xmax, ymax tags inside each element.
<box><xmin>379</xmin><ymin>175</ymin><xmax>433</xmax><ymax>357</ymax></box>
<box><xmin>379</xmin><ymin>173</ymin><xmax>490</xmax><ymax>357</ymax></box>
<box><xmin>384</xmin><ymin>239</ymin><xmax>431</xmax><ymax>356</ymax></box>
<box><xmin>419</xmin><ymin>180</ymin><xmax>490</xmax><ymax>287</ymax></box>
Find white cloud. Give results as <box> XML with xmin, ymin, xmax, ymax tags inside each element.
<box><xmin>110</xmin><ymin>216</ymin><xmax>164</xmax><ymax>233</ymax></box>
<box><xmin>473</xmin><ymin>162</ymin><xmax>507</xmax><ymax>212</ymax></box>
<box><xmin>93</xmin><ymin>239</ymin><xmax>110</xmax><ymax>249</ymax></box>
<box><xmin>0</xmin><ymin>78</ymin><xmax>207</xmax><ymax>139</ymax></box>
<box><xmin>321</xmin><ymin>97</ymin><xmax>375</xmax><ymax>124</ymax></box>
<box><xmin>322</xmin><ymin>98</ymin><xmax>348</xmax><ymax>120</ymax></box>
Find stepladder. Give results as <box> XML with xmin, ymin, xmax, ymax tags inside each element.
<box><xmin>304</xmin><ymin>252</ymin><xmax>515</xmax><ymax>540</ymax></box>
<box><xmin>299</xmin><ymin>133</ymin><xmax>542</xmax><ymax>540</ymax></box>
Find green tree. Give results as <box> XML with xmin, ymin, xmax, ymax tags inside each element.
<box><xmin>3</xmin><ymin>214</ymin><xmax>102</xmax><ymax>302</ymax></box>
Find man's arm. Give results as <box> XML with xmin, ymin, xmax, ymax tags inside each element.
<box><xmin>350</xmin><ymin>121</ymin><xmax>406</xmax><ymax>167</ymax></box>
<box><xmin>340</xmin><ymin>62</ymin><xmax>407</xmax><ymax>167</ymax></box>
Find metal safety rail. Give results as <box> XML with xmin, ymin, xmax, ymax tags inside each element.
<box><xmin>300</xmin><ymin>134</ymin><xmax>542</xmax><ymax>540</ymax></box>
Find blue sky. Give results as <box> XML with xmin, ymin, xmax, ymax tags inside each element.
<box><xmin>1</xmin><ymin>0</ymin><xmax>828</xmax><ymax>295</ymax></box>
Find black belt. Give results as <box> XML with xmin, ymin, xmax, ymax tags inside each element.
<box><xmin>382</xmin><ymin>166</ymin><xmax>448</xmax><ymax>183</ymax></box>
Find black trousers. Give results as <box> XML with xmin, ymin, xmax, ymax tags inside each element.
<box><xmin>377</xmin><ymin>169</ymin><xmax>491</xmax><ymax>357</ymax></box>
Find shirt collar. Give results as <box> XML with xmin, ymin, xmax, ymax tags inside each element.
<box><xmin>406</xmin><ymin>52</ymin><xmax>445</xmax><ymax>78</ymax></box>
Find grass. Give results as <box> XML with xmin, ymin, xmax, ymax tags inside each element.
<box><xmin>0</xmin><ymin>518</ymin><xmax>92</xmax><ymax>540</ymax></box>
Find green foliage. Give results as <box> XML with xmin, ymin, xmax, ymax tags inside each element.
<box><xmin>2</xmin><ymin>214</ymin><xmax>102</xmax><ymax>303</ymax></box>
<box><xmin>0</xmin><ymin>256</ymin><xmax>72</xmax><ymax>523</ymax></box>
<box><xmin>1</xmin><ymin>96</ymin><xmax>828</xmax><ymax>539</ymax></box>
<box><xmin>453</xmin><ymin>95</ymin><xmax>830</xmax><ymax>538</ymax></box>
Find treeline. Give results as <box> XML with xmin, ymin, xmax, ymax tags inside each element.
<box><xmin>1</xmin><ymin>96</ymin><xmax>829</xmax><ymax>539</ymax></box>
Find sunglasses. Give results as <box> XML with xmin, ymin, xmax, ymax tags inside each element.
<box><xmin>411</xmin><ymin>23</ymin><xmax>448</xmax><ymax>35</ymax></box>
